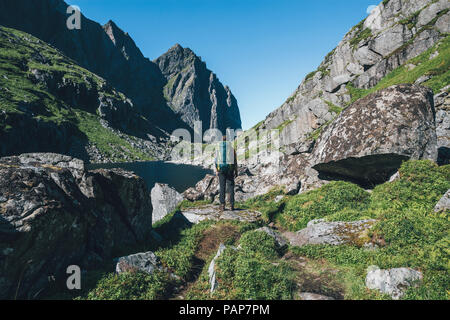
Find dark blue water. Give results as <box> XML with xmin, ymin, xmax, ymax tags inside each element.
<box><xmin>86</xmin><ymin>161</ymin><xmax>213</xmax><ymax>193</ymax></box>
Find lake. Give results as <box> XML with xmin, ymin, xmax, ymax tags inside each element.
<box><xmin>86</xmin><ymin>161</ymin><xmax>213</xmax><ymax>193</ymax></box>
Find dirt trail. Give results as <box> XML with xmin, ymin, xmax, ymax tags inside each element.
<box><xmin>169</xmin><ymin>223</ymin><xmax>241</xmax><ymax>300</ymax></box>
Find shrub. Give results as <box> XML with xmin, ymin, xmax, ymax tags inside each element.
<box><xmin>213</xmin><ymin>231</ymin><xmax>296</xmax><ymax>300</ymax></box>
<box><xmin>233</xmin><ymin>257</ymin><xmax>295</xmax><ymax>300</ymax></box>
<box><xmin>279</xmin><ymin>181</ymin><xmax>370</xmax><ymax>231</ymax></box>
<box><xmin>370</xmin><ymin>160</ymin><xmax>450</xmax><ymax>212</ymax></box>
<box><xmin>239</xmin><ymin>230</ymin><xmax>279</xmax><ymax>260</ymax></box>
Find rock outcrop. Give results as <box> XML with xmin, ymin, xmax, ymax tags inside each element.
<box><xmin>115</xmin><ymin>251</ymin><xmax>164</xmax><ymax>275</ymax></box>
<box><xmin>208</xmin><ymin>243</ymin><xmax>227</xmax><ymax>293</ymax></box>
<box><xmin>184</xmin><ymin>152</ymin><xmax>306</xmax><ymax>202</ymax></box>
<box><xmin>0</xmin><ymin>153</ymin><xmax>153</xmax><ymax>299</ymax></box>
<box><xmin>151</xmin><ymin>183</ymin><xmax>184</xmax><ymax>224</ymax></box>
<box><xmin>284</xmin><ymin>219</ymin><xmax>377</xmax><ymax>247</ymax></box>
<box><xmin>434</xmin><ymin>189</ymin><xmax>450</xmax><ymax>212</ymax></box>
<box><xmin>155</xmin><ymin>44</ymin><xmax>242</xmax><ymax>133</ymax></box>
<box><xmin>311</xmin><ymin>84</ymin><xmax>437</xmax><ymax>187</ymax></box>
<box><xmin>257</xmin><ymin>0</ymin><xmax>449</xmax><ymax>153</ymax></box>
<box><xmin>180</xmin><ymin>205</ymin><xmax>261</xmax><ymax>224</ymax></box>
<box><xmin>365</xmin><ymin>265</ymin><xmax>423</xmax><ymax>299</ymax></box>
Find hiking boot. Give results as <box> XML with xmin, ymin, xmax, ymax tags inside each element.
<box><xmin>230</xmin><ymin>204</ymin><xmax>235</xmax><ymax>211</ymax></box>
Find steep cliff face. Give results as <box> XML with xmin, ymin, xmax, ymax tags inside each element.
<box><xmin>0</xmin><ymin>0</ymin><xmax>242</xmax><ymax>139</ymax></box>
<box><xmin>155</xmin><ymin>44</ymin><xmax>242</xmax><ymax>133</ymax></box>
<box><xmin>0</xmin><ymin>26</ymin><xmax>169</xmax><ymax>163</ymax></box>
<box><xmin>0</xmin><ymin>0</ymin><xmax>189</xmax><ymax>135</ymax></box>
<box><xmin>259</xmin><ymin>0</ymin><xmax>449</xmax><ymax>160</ymax></box>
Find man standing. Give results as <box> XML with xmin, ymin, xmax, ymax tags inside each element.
<box><xmin>215</xmin><ymin>134</ymin><xmax>238</xmax><ymax>211</ymax></box>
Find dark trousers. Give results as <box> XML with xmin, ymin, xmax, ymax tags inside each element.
<box><xmin>218</xmin><ymin>171</ymin><xmax>235</xmax><ymax>206</ymax></box>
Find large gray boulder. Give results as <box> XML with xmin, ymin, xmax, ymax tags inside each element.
<box><xmin>365</xmin><ymin>265</ymin><xmax>423</xmax><ymax>299</ymax></box>
<box><xmin>183</xmin><ymin>174</ymin><xmax>219</xmax><ymax>202</ymax></box>
<box><xmin>115</xmin><ymin>251</ymin><xmax>163</xmax><ymax>275</ymax></box>
<box><xmin>0</xmin><ymin>153</ymin><xmax>153</xmax><ymax>299</ymax></box>
<box><xmin>151</xmin><ymin>183</ymin><xmax>183</xmax><ymax>223</ymax></box>
<box><xmin>311</xmin><ymin>84</ymin><xmax>437</xmax><ymax>187</ymax></box>
<box><xmin>285</xmin><ymin>219</ymin><xmax>376</xmax><ymax>247</ymax></box>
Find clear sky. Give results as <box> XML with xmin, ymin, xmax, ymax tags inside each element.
<box><xmin>67</xmin><ymin>0</ymin><xmax>379</xmax><ymax>130</ymax></box>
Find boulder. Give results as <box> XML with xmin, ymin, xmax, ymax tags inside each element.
<box><xmin>115</xmin><ymin>251</ymin><xmax>163</xmax><ymax>275</ymax></box>
<box><xmin>434</xmin><ymin>189</ymin><xmax>450</xmax><ymax>212</ymax></box>
<box><xmin>365</xmin><ymin>265</ymin><xmax>423</xmax><ymax>299</ymax></box>
<box><xmin>208</xmin><ymin>243</ymin><xmax>227</xmax><ymax>293</ymax></box>
<box><xmin>274</xmin><ymin>195</ymin><xmax>284</xmax><ymax>203</ymax></box>
<box><xmin>298</xmin><ymin>292</ymin><xmax>335</xmax><ymax>300</ymax></box>
<box><xmin>151</xmin><ymin>183</ymin><xmax>183</xmax><ymax>223</ymax></box>
<box><xmin>311</xmin><ymin>85</ymin><xmax>437</xmax><ymax>187</ymax></box>
<box><xmin>181</xmin><ymin>205</ymin><xmax>261</xmax><ymax>224</ymax></box>
<box><xmin>286</xmin><ymin>219</ymin><xmax>376</xmax><ymax>247</ymax></box>
<box><xmin>0</xmin><ymin>153</ymin><xmax>153</xmax><ymax>299</ymax></box>
<box><xmin>183</xmin><ymin>174</ymin><xmax>219</xmax><ymax>202</ymax></box>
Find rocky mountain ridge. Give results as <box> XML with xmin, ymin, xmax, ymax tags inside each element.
<box><xmin>255</xmin><ymin>0</ymin><xmax>449</xmax><ymax>164</ymax></box>
<box><xmin>155</xmin><ymin>44</ymin><xmax>242</xmax><ymax>133</ymax></box>
<box><xmin>0</xmin><ymin>0</ymin><xmax>242</xmax><ymax>162</ymax></box>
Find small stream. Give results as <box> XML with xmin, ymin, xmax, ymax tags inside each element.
<box><xmin>86</xmin><ymin>161</ymin><xmax>213</xmax><ymax>193</ymax></box>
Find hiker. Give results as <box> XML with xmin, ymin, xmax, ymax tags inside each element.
<box><xmin>215</xmin><ymin>134</ymin><xmax>238</xmax><ymax>211</ymax></box>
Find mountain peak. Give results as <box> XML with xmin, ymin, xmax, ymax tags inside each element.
<box><xmin>170</xmin><ymin>43</ymin><xmax>183</xmax><ymax>51</ymax></box>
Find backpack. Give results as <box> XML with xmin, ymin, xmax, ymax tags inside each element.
<box><xmin>215</xmin><ymin>141</ymin><xmax>235</xmax><ymax>174</ymax></box>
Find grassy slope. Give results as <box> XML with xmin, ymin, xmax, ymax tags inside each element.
<box><xmin>0</xmin><ymin>26</ymin><xmax>155</xmax><ymax>162</ymax></box>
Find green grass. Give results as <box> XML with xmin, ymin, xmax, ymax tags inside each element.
<box><xmin>155</xmin><ymin>220</ymin><xmax>214</xmax><ymax>280</ymax></box>
<box><xmin>189</xmin><ymin>230</ymin><xmax>296</xmax><ymax>300</ymax></box>
<box><xmin>350</xmin><ymin>27</ymin><xmax>372</xmax><ymax>50</ymax></box>
<box><xmin>42</xmin><ymin>160</ymin><xmax>449</xmax><ymax>300</ymax></box>
<box><xmin>276</xmin><ymin>160</ymin><xmax>450</xmax><ymax>299</ymax></box>
<box><xmin>83</xmin><ymin>270</ymin><xmax>174</xmax><ymax>300</ymax></box>
<box><xmin>277</xmin><ymin>181</ymin><xmax>371</xmax><ymax>231</ymax></box>
<box><xmin>398</xmin><ymin>10</ymin><xmax>421</xmax><ymax>30</ymax></box>
<box><xmin>323</xmin><ymin>99</ymin><xmax>343</xmax><ymax>115</ymax></box>
<box><xmin>274</xmin><ymin>118</ymin><xmax>295</xmax><ymax>132</ymax></box>
<box><xmin>238</xmin><ymin>187</ymin><xmax>286</xmax><ymax>223</ymax></box>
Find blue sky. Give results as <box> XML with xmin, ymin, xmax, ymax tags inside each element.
<box><xmin>68</xmin><ymin>0</ymin><xmax>379</xmax><ymax>130</ymax></box>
